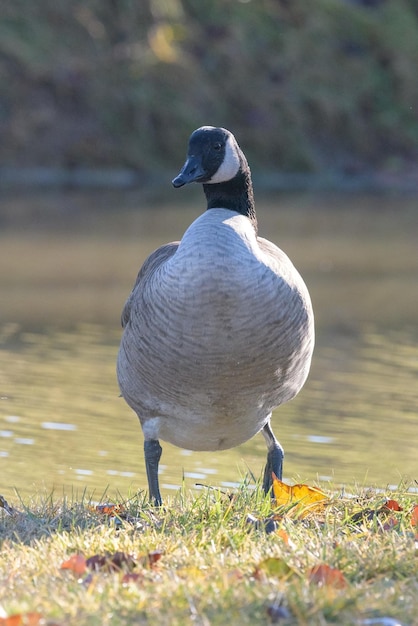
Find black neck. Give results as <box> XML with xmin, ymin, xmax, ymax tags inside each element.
<box><xmin>203</xmin><ymin>169</ymin><xmax>257</xmax><ymax>233</ymax></box>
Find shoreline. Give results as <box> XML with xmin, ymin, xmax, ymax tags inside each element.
<box><xmin>1</xmin><ymin>166</ymin><xmax>418</xmax><ymax>194</ymax></box>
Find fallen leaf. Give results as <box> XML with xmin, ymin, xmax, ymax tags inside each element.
<box><xmin>94</xmin><ymin>503</ymin><xmax>126</xmax><ymax>516</ymax></box>
<box><xmin>384</xmin><ymin>499</ymin><xmax>403</xmax><ymax>512</ymax></box>
<box><xmin>60</xmin><ymin>554</ymin><xmax>87</xmax><ymax>576</ymax></box>
<box><xmin>308</xmin><ymin>564</ymin><xmax>347</xmax><ymax>589</ymax></box>
<box><xmin>147</xmin><ymin>549</ymin><xmax>164</xmax><ymax>567</ymax></box>
<box><xmin>272</xmin><ymin>475</ymin><xmax>328</xmax><ymax>517</ymax></box>
<box><xmin>121</xmin><ymin>572</ymin><xmax>143</xmax><ymax>585</ymax></box>
<box><xmin>254</xmin><ymin>557</ymin><xmax>294</xmax><ymax>580</ymax></box>
<box><xmin>85</xmin><ymin>554</ymin><xmax>107</xmax><ymax>571</ymax></box>
<box><xmin>350</xmin><ymin>501</ymin><xmax>403</xmax><ymax>529</ymax></box>
<box><xmin>86</xmin><ymin>551</ymin><xmax>135</xmax><ymax>572</ymax></box>
<box><xmin>276</xmin><ymin>528</ymin><xmax>290</xmax><ymax>544</ymax></box>
<box><xmin>0</xmin><ymin>613</ymin><xmax>43</xmax><ymax>626</ymax></box>
<box><xmin>21</xmin><ymin>615</ymin><xmax>42</xmax><ymax>626</ymax></box>
<box><xmin>0</xmin><ymin>617</ymin><xmax>21</xmax><ymax>626</ymax></box>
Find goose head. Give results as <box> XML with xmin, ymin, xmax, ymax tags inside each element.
<box><xmin>172</xmin><ymin>126</ymin><xmax>244</xmax><ymax>188</ymax></box>
<box><xmin>172</xmin><ymin>126</ymin><xmax>257</xmax><ymax>230</ymax></box>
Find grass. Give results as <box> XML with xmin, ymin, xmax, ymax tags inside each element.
<box><xmin>0</xmin><ymin>484</ymin><xmax>417</xmax><ymax>625</ymax></box>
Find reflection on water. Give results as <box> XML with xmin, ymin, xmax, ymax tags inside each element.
<box><xmin>0</xmin><ymin>325</ymin><xmax>416</xmax><ymax>500</ymax></box>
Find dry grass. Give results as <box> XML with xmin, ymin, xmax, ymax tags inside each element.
<box><xmin>0</xmin><ymin>486</ymin><xmax>417</xmax><ymax>625</ymax></box>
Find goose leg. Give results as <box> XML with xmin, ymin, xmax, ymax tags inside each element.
<box><xmin>262</xmin><ymin>421</ymin><xmax>284</xmax><ymax>494</ymax></box>
<box><xmin>144</xmin><ymin>439</ymin><xmax>162</xmax><ymax>506</ymax></box>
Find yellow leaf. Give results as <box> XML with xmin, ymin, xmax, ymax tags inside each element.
<box><xmin>272</xmin><ymin>475</ymin><xmax>328</xmax><ymax>517</ymax></box>
<box><xmin>254</xmin><ymin>557</ymin><xmax>294</xmax><ymax>580</ymax></box>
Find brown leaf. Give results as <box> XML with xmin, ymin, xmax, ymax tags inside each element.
<box><xmin>147</xmin><ymin>549</ymin><xmax>164</xmax><ymax>567</ymax></box>
<box><xmin>85</xmin><ymin>554</ymin><xmax>107</xmax><ymax>571</ymax></box>
<box><xmin>308</xmin><ymin>564</ymin><xmax>347</xmax><ymax>589</ymax></box>
<box><xmin>121</xmin><ymin>572</ymin><xmax>143</xmax><ymax>585</ymax></box>
<box><xmin>60</xmin><ymin>554</ymin><xmax>87</xmax><ymax>576</ymax></box>
<box><xmin>86</xmin><ymin>551</ymin><xmax>135</xmax><ymax>572</ymax></box>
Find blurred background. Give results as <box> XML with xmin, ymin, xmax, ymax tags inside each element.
<box><xmin>0</xmin><ymin>0</ymin><xmax>417</xmax><ymax>501</ymax></box>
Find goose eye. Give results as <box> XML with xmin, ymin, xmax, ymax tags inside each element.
<box><xmin>213</xmin><ymin>142</ymin><xmax>222</xmax><ymax>151</ymax></box>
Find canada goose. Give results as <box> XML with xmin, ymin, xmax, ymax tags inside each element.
<box><xmin>117</xmin><ymin>126</ymin><xmax>314</xmax><ymax>505</ymax></box>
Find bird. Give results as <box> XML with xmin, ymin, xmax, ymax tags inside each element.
<box><xmin>117</xmin><ymin>126</ymin><xmax>314</xmax><ymax>506</ymax></box>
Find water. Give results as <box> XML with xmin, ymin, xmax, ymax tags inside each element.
<box><xmin>0</xmin><ymin>191</ymin><xmax>417</xmax><ymax>500</ymax></box>
<box><xmin>0</xmin><ymin>325</ymin><xmax>416</xmax><ymax>500</ymax></box>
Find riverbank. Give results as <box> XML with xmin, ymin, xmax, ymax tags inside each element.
<box><xmin>0</xmin><ymin>486</ymin><xmax>416</xmax><ymax>625</ymax></box>
<box><xmin>2</xmin><ymin>166</ymin><xmax>418</xmax><ymax>194</ymax></box>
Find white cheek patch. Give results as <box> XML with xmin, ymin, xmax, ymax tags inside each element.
<box><xmin>208</xmin><ymin>135</ymin><xmax>241</xmax><ymax>184</ymax></box>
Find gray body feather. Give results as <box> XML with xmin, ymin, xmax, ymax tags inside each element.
<box><xmin>117</xmin><ymin>208</ymin><xmax>314</xmax><ymax>451</ymax></box>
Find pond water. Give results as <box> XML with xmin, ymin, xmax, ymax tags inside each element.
<box><xmin>0</xmin><ymin>324</ymin><xmax>416</xmax><ymax>501</ymax></box>
<box><xmin>0</xmin><ymin>191</ymin><xmax>417</xmax><ymax>501</ymax></box>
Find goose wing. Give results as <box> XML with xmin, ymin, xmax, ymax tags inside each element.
<box><xmin>121</xmin><ymin>242</ymin><xmax>179</xmax><ymax>328</ymax></box>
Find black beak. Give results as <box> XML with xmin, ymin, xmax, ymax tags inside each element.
<box><xmin>172</xmin><ymin>156</ymin><xmax>206</xmax><ymax>188</ymax></box>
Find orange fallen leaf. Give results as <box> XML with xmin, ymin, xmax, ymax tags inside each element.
<box><xmin>384</xmin><ymin>499</ymin><xmax>403</xmax><ymax>512</ymax></box>
<box><xmin>308</xmin><ymin>564</ymin><xmax>347</xmax><ymax>589</ymax></box>
<box><xmin>0</xmin><ymin>617</ymin><xmax>21</xmax><ymax>626</ymax></box>
<box><xmin>277</xmin><ymin>528</ymin><xmax>290</xmax><ymax>544</ymax></box>
<box><xmin>94</xmin><ymin>503</ymin><xmax>126</xmax><ymax>516</ymax></box>
<box><xmin>60</xmin><ymin>554</ymin><xmax>87</xmax><ymax>576</ymax></box>
<box><xmin>0</xmin><ymin>613</ymin><xmax>43</xmax><ymax>626</ymax></box>
<box><xmin>272</xmin><ymin>475</ymin><xmax>328</xmax><ymax>517</ymax></box>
